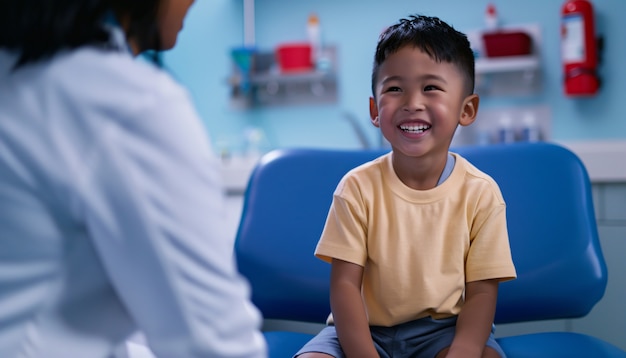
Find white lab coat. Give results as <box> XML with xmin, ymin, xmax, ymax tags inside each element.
<box><xmin>0</xmin><ymin>31</ymin><xmax>267</xmax><ymax>358</ymax></box>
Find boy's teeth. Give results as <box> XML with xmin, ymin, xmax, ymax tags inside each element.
<box><xmin>400</xmin><ymin>124</ymin><xmax>430</xmax><ymax>133</ymax></box>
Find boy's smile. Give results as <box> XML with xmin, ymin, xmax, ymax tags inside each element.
<box><xmin>399</xmin><ymin>123</ymin><xmax>431</xmax><ymax>134</ymax></box>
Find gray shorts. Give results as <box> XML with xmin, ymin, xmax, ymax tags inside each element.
<box><xmin>294</xmin><ymin>316</ymin><xmax>506</xmax><ymax>358</ymax></box>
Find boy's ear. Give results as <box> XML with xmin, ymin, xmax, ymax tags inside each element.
<box><xmin>459</xmin><ymin>94</ymin><xmax>480</xmax><ymax>127</ymax></box>
<box><xmin>369</xmin><ymin>97</ymin><xmax>380</xmax><ymax>127</ymax></box>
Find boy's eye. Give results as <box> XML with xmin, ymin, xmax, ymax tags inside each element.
<box><xmin>386</xmin><ymin>86</ymin><xmax>402</xmax><ymax>92</ymax></box>
<box><xmin>424</xmin><ymin>85</ymin><xmax>440</xmax><ymax>91</ymax></box>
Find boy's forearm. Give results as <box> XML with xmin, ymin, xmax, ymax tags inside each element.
<box><xmin>331</xmin><ymin>289</ymin><xmax>378</xmax><ymax>357</ymax></box>
<box><xmin>330</xmin><ymin>259</ymin><xmax>378</xmax><ymax>357</ymax></box>
<box><xmin>447</xmin><ymin>279</ymin><xmax>499</xmax><ymax>358</ymax></box>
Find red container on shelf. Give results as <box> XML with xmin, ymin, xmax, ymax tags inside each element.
<box><xmin>276</xmin><ymin>43</ymin><xmax>313</xmax><ymax>73</ymax></box>
<box><xmin>482</xmin><ymin>31</ymin><xmax>532</xmax><ymax>57</ymax></box>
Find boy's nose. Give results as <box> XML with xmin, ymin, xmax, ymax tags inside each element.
<box><xmin>403</xmin><ymin>91</ymin><xmax>426</xmax><ymax>112</ymax></box>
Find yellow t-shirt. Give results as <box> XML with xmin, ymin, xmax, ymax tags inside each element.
<box><xmin>315</xmin><ymin>152</ymin><xmax>517</xmax><ymax>327</ymax></box>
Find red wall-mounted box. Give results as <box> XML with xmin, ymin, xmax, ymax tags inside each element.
<box><xmin>276</xmin><ymin>43</ymin><xmax>313</xmax><ymax>73</ymax></box>
<box><xmin>482</xmin><ymin>31</ymin><xmax>532</xmax><ymax>57</ymax></box>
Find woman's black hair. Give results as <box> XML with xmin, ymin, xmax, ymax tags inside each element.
<box><xmin>371</xmin><ymin>14</ymin><xmax>476</xmax><ymax>97</ymax></box>
<box><xmin>0</xmin><ymin>0</ymin><xmax>162</xmax><ymax>68</ymax></box>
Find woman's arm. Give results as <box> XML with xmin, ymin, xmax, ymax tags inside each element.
<box><xmin>445</xmin><ymin>279</ymin><xmax>499</xmax><ymax>358</ymax></box>
<box><xmin>330</xmin><ymin>258</ymin><xmax>378</xmax><ymax>358</ymax></box>
<box><xmin>79</xmin><ymin>77</ymin><xmax>266</xmax><ymax>357</ymax></box>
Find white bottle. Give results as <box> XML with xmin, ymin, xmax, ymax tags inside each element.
<box><xmin>485</xmin><ymin>3</ymin><xmax>498</xmax><ymax>31</ymax></box>
<box><xmin>498</xmin><ymin>114</ymin><xmax>515</xmax><ymax>144</ymax></box>
<box><xmin>307</xmin><ymin>13</ymin><xmax>321</xmax><ymax>68</ymax></box>
<box><xmin>521</xmin><ymin>112</ymin><xmax>540</xmax><ymax>142</ymax></box>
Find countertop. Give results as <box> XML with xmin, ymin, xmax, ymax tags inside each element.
<box><xmin>220</xmin><ymin>141</ymin><xmax>626</xmax><ymax>195</ymax></box>
<box><xmin>556</xmin><ymin>140</ymin><xmax>626</xmax><ymax>182</ymax></box>
<box><xmin>220</xmin><ymin>155</ymin><xmax>259</xmax><ymax>195</ymax></box>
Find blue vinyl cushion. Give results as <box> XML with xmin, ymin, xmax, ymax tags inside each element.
<box><xmin>496</xmin><ymin>332</ymin><xmax>626</xmax><ymax>358</ymax></box>
<box><xmin>263</xmin><ymin>331</ymin><xmax>315</xmax><ymax>358</ymax></box>
<box><xmin>235</xmin><ymin>143</ymin><xmax>626</xmax><ymax>358</ymax></box>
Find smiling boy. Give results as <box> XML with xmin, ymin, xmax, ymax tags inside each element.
<box><xmin>295</xmin><ymin>14</ymin><xmax>516</xmax><ymax>358</ymax></box>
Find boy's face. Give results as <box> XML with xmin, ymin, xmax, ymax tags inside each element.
<box><xmin>370</xmin><ymin>46</ymin><xmax>478</xmax><ymax>160</ymax></box>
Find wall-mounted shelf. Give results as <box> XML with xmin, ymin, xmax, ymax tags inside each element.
<box><xmin>250</xmin><ymin>69</ymin><xmax>337</xmax><ymax>107</ymax></box>
<box><xmin>476</xmin><ymin>55</ymin><xmax>539</xmax><ymax>73</ymax></box>
<box><xmin>229</xmin><ymin>46</ymin><xmax>338</xmax><ymax>108</ymax></box>
<box><xmin>467</xmin><ymin>24</ymin><xmax>542</xmax><ymax>96</ymax></box>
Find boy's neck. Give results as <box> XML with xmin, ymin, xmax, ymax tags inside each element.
<box><xmin>391</xmin><ymin>151</ymin><xmax>452</xmax><ymax>190</ymax></box>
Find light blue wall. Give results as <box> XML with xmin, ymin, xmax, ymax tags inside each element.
<box><xmin>165</xmin><ymin>0</ymin><xmax>626</xmax><ymax>153</ymax></box>
<box><xmin>162</xmin><ymin>0</ymin><xmax>249</xmax><ymax>151</ymax></box>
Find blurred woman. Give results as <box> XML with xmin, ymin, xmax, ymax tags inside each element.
<box><xmin>0</xmin><ymin>1</ymin><xmax>267</xmax><ymax>357</ymax></box>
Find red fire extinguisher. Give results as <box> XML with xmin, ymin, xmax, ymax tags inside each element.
<box><xmin>561</xmin><ymin>0</ymin><xmax>600</xmax><ymax>97</ymax></box>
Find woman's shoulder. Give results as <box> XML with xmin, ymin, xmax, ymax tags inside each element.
<box><xmin>32</xmin><ymin>47</ymin><xmax>202</xmax><ymax>142</ymax></box>
<box><xmin>48</xmin><ymin>47</ymin><xmax>187</xmax><ymax>105</ymax></box>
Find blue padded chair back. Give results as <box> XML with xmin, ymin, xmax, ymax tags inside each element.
<box><xmin>234</xmin><ymin>143</ymin><xmax>607</xmax><ymax>325</ymax></box>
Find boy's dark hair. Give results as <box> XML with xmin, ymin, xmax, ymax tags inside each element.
<box><xmin>371</xmin><ymin>14</ymin><xmax>475</xmax><ymax>97</ymax></box>
<box><xmin>0</xmin><ymin>0</ymin><xmax>162</xmax><ymax>68</ymax></box>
